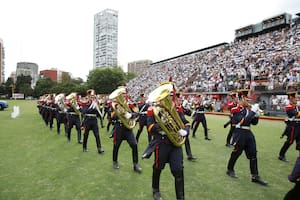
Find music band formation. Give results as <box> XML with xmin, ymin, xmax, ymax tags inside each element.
<box><xmin>36</xmin><ymin>81</ymin><xmax>300</xmax><ymax>200</ymax></box>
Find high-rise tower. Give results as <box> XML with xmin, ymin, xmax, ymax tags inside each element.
<box><xmin>0</xmin><ymin>38</ymin><xmax>5</xmax><ymax>84</ymax></box>
<box><xmin>94</xmin><ymin>9</ymin><xmax>118</xmax><ymax>68</ymax></box>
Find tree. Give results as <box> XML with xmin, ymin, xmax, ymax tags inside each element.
<box><xmin>4</xmin><ymin>77</ymin><xmax>14</xmax><ymax>98</ymax></box>
<box><xmin>33</xmin><ymin>78</ymin><xmax>55</xmax><ymax>97</ymax></box>
<box><xmin>15</xmin><ymin>74</ymin><xmax>32</xmax><ymax>96</ymax></box>
<box><xmin>86</xmin><ymin>67</ymin><xmax>126</xmax><ymax>94</ymax></box>
<box><xmin>51</xmin><ymin>81</ymin><xmax>87</xmax><ymax>95</ymax></box>
<box><xmin>126</xmin><ymin>72</ymin><xmax>136</xmax><ymax>82</ymax></box>
<box><xmin>61</xmin><ymin>72</ymin><xmax>71</xmax><ymax>83</ymax></box>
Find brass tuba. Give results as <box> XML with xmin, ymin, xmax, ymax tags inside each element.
<box><xmin>147</xmin><ymin>83</ymin><xmax>186</xmax><ymax>147</ymax></box>
<box><xmin>54</xmin><ymin>93</ymin><xmax>67</xmax><ymax>112</ymax></box>
<box><xmin>66</xmin><ymin>92</ymin><xmax>81</xmax><ymax>117</ymax></box>
<box><xmin>109</xmin><ymin>87</ymin><xmax>136</xmax><ymax>130</ymax></box>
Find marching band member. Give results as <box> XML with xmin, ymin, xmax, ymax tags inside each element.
<box><xmin>54</xmin><ymin>93</ymin><xmax>68</xmax><ymax>135</ymax></box>
<box><xmin>109</xmin><ymin>86</ymin><xmax>142</xmax><ymax>173</ymax></box>
<box><xmin>65</xmin><ymin>93</ymin><xmax>82</xmax><ymax>144</ymax></box>
<box><xmin>191</xmin><ymin>95</ymin><xmax>211</xmax><ymax>140</ymax></box>
<box><xmin>136</xmin><ymin>93</ymin><xmax>151</xmax><ymax>143</ymax></box>
<box><xmin>226</xmin><ymin>89</ymin><xmax>268</xmax><ymax>186</ymax></box>
<box><xmin>45</xmin><ymin>94</ymin><xmax>56</xmax><ymax>131</ymax></box>
<box><xmin>224</xmin><ymin>91</ymin><xmax>239</xmax><ymax>147</ymax></box>
<box><xmin>143</xmin><ymin>83</ymin><xmax>189</xmax><ymax>200</ymax></box>
<box><xmin>278</xmin><ymin>91</ymin><xmax>300</xmax><ymax>162</ymax></box>
<box><xmin>81</xmin><ymin>89</ymin><xmax>104</xmax><ymax>154</ymax></box>
<box><xmin>97</xmin><ymin>95</ymin><xmax>105</xmax><ymax>129</ymax></box>
<box><xmin>176</xmin><ymin>92</ymin><xmax>197</xmax><ymax>162</ymax></box>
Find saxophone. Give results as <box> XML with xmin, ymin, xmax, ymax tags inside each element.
<box><xmin>147</xmin><ymin>83</ymin><xmax>186</xmax><ymax>147</ymax></box>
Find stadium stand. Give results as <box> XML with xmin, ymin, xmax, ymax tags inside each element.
<box><xmin>127</xmin><ymin>12</ymin><xmax>300</xmax><ymax>114</ymax></box>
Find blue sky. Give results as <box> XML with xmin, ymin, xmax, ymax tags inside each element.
<box><xmin>0</xmin><ymin>0</ymin><xmax>299</xmax><ymax>80</ymax></box>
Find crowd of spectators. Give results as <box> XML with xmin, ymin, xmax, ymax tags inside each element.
<box><xmin>127</xmin><ymin>23</ymin><xmax>300</xmax><ymax>100</ymax></box>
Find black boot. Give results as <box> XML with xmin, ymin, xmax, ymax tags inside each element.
<box><xmin>227</xmin><ymin>152</ymin><xmax>239</xmax><ymax>178</ymax></box>
<box><xmin>98</xmin><ymin>147</ymin><xmax>104</xmax><ymax>154</ymax></box>
<box><xmin>77</xmin><ymin>130</ymin><xmax>82</xmax><ymax>144</ymax></box>
<box><xmin>185</xmin><ymin>137</ymin><xmax>197</xmax><ymax>161</ymax></box>
<box><xmin>250</xmin><ymin>158</ymin><xmax>268</xmax><ymax>186</ymax></box>
<box><xmin>153</xmin><ymin>188</ymin><xmax>162</xmax><ymax>200</ymax></box>
<box><xmin>251</xmin><ymin>175</ymin><xmax>268</xmax><ymax>186</ymax></box>
<box><xmin>172</xmin><ymin>170</ymin><xmax>184</xmax><ymax>200</ymax></box>
<box><xmin>133</xmin><ymin>163</ymin><xmax>142</xmax><ymax>173</ymax></box>
<box><xmin>113</xmin><ymin>161</ymin><xmax>119</xmax><ymax>169</ymax></box>
<box><xmin>278</xmin><ymin>141</ymin><xmax>291</xmax><ymax>162</ymax></box>
<box><xmin>152</xmin><ymin>169</ymin><xmax>161</xmax><ymax>194</ymax></box>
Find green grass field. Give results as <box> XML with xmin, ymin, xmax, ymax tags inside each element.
<box><xmin>0</xmin><ymin>100</ymin><xmax>298</xmax><ymax>200</ymax></box>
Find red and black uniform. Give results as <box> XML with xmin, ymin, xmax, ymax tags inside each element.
<box><xmin>226</xmin><ymin>104</ymin><xmax>267</xmax><ymax>185</ymax></box>
<box><xmin>135</xmin><ymin>100</ymin><xmax>151</xmax><ymax>142</ymax></box>
<box><xmin>45</xmin><ymin>96</ymin><xmax>56</xmax><ymax>131</ymax></box>
<box><xmin>144</xmin><ymin>105</ymin><xmax>189</xmax><ymax>200</ymax></box>
<box><xmin>110</xmin><ymin>109</ymin><xmax>142</xmax><ymax>173</ymax></box>
<box><xmin>54</xmin><ymin>100</ymin><xmax>67</xmax><ymax>135</ymax></box>
<box><xmin>81</xmin><ymin>99</ymin><xmax>104</xmax><ymax>154</ymax></box>
<box><xmin>224</xmin><ymin>102</ymin><xmax>238</xmax><ymax>146</ymax></box>
<box><xmin>279</xmin><ymin>103</ymin><xmax>300</xmax><ymax>161</ymax></box>
<box><xmin>66</xmin><ymin>100</ymin><xmax>82</xmax><ymax>144</ymax></box>
<box><xmin>191</xmin><ymin>103</ymin><xmax>210</xmax><ymax>140</ymax></box>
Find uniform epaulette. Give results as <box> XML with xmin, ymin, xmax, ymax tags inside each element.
<box><xmin>47</xmin><ymin>100</ymin><xmax>54</xmax><ymax>105</ymax></box>
<box><xmin>228</xmin><ymin>102</ymin><xmax>236</xmax><ymax>110</ymax></box>
<box><xmin>231</xmin><ymin>106</ymin><xmax>241</xmax><ymax>114</ymax></box>
<box><xmin>79</xmin><ymin>101</ymin><xmax>88</xmax><ymax>107</ymax></box>
<box><xmin>176</xmin><ymin>106</ymin><xmax>183</xmax><ymax>113</ymax></box>
<box><xmin>285</xmin><ymin>104</ymin><xmax>294</xmax><ymax>111</ymax></box>
<box><xmin>129</xmin><ymin>103</ymin><xmax>136</xmax><ymax>109</ymax></box>
<box><xmin>147</xmin><ymin>106</ymin><xmax>155</xmax><ymax>116</ymax></box>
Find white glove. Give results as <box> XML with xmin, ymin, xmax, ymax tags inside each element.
<box><xmin>64</xmin><ymin>108</ymin><xmax>68</xmax><ymax>112</ymax></box>
<box><xmin>124</xmin><ymin>112</ymin><xmax>132</xmax><ymax>119</ymax></box>
<box><xmin>255</xmin><ymin>111</ymin><xmax>260</xmax><ymax>117</ymax></box>
<box><xmin>90</xmin><ymin>101</ymin><xmax>97</xmax><ymax>109</ymax></box>
<box><xmin>178</xmin><ymin>129</ymin><xmax>187</xmax><ymax>136</ymax></box>
<box><xmin>251</xmin><ymin>103</ymin><xmax>260</xmax><ymax>113</ymax></box>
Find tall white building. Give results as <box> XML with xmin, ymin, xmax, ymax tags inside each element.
<box><xmin>94</xmin><ymin>9</ymin><xmax>118</xmax><ymax>69</ymax></box>
<box><xmin>0</xmin><ymin>38</ymin><xmax>5</xmax><ymax>85</ymax></box>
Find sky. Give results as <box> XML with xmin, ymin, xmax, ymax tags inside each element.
<box><xmin>0</xmin><ymin>0</ymin><xmax>299</xmax><ymax>81</ymax></box>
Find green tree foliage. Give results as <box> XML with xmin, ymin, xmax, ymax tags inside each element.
<box><xmin>4</xmin><ymin>77</ymin><xmax>14</xmax><ymax>98</ymax></box>
<box><xmin>86</xmin><ymin>67</ymin><xmax>126</xmax><ymax>94</ymax></box>
<box><xmin>51</xmin><ymin>81</ymin><xmax>87</xmax><ymax>96</ymax></box>
<box><xmin>61</xmin><ymin>72</ymin><xmax>71</xmax><ymax>83</ymax></box>
<box><xmin>33</xmin><ymin>78</ymin><xmax>55</xmax><ymax>97</ymax></box>
<box><xmin>126</xmin><ymin>72</ymin><xmax>136</xmax><ymax>81</ymax></box>
<box><xmin>15</xmin><ymin>75</ymin><xmax>32</xmax><ymax>97</ymax></box>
